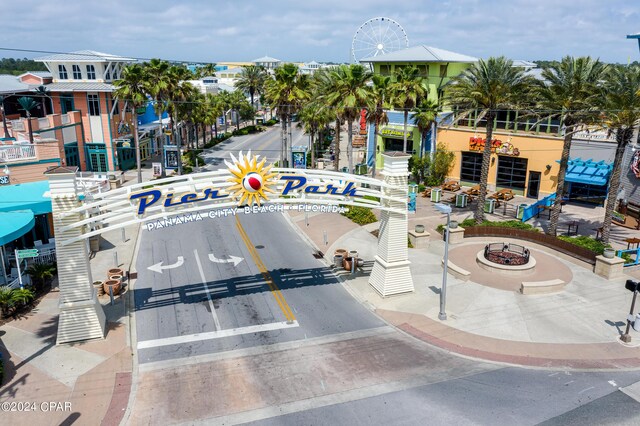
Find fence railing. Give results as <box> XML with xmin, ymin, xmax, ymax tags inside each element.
<box><xmin>616</xmin><ymin>248</ymin><xmax>640</xmax><ymax>267</ymax></box>
<box><xmin>464</xmin><ymin>226</ymin><xmax>597</xmax><ymax>264</ymax></box>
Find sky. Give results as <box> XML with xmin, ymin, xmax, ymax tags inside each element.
<box><xmin>3</xmin><ymin>0</ymin><xmax>640</xmax><ymax>64</ymax></box>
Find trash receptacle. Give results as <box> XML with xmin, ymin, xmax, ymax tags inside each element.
<box><xmin>89</xmin><ymin>235</ymin><xmax>100</xmax><ymax>252</ymax></box>
<box><xmin>431</xmin><ymin>188</ymin><xmax>441</xmax><ymax>202</ymax></box>
<box><xmin>455</xmin><ymin>193</ymin><xmax>468</xmax><ymax>208</ymax></box>
<box><xmin>355</xmin><ymin>163</ymin><xmax>367</xmax><ymax>175</ymax></box>
<box><xmin>341</xmin><ymin>166</ymin><xmax>349</xmax><ymax>173</ymax></box>
<box><xmin>516</xmin><ymin>203</ymin><xmax>528</xmax><ymax>220</ymax></box>
<box><xmin>485</xmin><ymin>198</ymin><xmax>496</xmax><ymax>213</ymax></box>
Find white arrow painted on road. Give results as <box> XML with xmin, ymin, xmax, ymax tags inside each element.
<box><xmin>208</xmin><ymin>253</ymin><xmax>244</xmax><ymax>267</ymax></box>
<box><xmin>148</xmin><ymin>256</ymin><xmax>184</xmax><ymax>274</ymax></box>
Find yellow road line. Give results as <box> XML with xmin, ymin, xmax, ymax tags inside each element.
<box><xmin>235</xmin><ymin>216</ymin><xmax>296</xmax><ymax>322</ymax></box>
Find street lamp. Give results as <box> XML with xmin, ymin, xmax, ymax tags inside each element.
<box><xmin>434</xmin><ymin>203</ymin><xmax>452</xmax><ymax>321</ymax></box>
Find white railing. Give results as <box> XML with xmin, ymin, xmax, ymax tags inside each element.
<box><xmin>0</xmin><ymin>144</ymin><xmax>36</xmax><ymax>162</ymax></box>
<box><xmin>1</xmin><ymin>277</ymin><xmax>21</xmax><ymax>290</ymax></box>
<box><xmin>77</xmin><ymin>176</ymin><xmax>110</xmax><ymax>195</ymax></box>
<box><xmin>573</xmin><ymin>129</ymin><xmax>616</xmax><ymax>142</ymax></box>
<box><xmin>33</xmin><ymin>250</ymin><xmax>56</xmax><ymax>265</ymax></box>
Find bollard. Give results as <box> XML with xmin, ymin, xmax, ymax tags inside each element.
<box><xmin>121</xmin><ymin>228</ymin><xmax>126</xmax><ymax>243</ymax></box>
<box><xmin>323</xmin><ymin>231</ymin><xmax>328</xmax><ymax>246</ymax></box>
<box><xmin>113</xmin><ymin>251</ymin><xmax>119</xmax><ymax>268</ymax></box>
<box><xmin>109</xmin><ymin>284</ymin><xmax>114</xmax><ymax>306</ymax></box>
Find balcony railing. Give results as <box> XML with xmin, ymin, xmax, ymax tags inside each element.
<box><xmin>0</xmin><ymin>144</ymin><xmax>36</xmax><ymax>162</ymax></box>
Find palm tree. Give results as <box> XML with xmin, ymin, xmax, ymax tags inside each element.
<box><xmin>321</xmin><ymin>64</ymin><xmax>372</xmax><ymax>173</ymax></box>
<box><xmin>34</xmin><ymin>85</ymin><xmax>52</xmax><ymax>115</ymax></box>
<box><xmin>366</xmin><ymin>74</ymin><xmax>391</xmax><ymax>178</ymax></box>
<box><xmin>390</xmin><ymin>66</ymin><xmax>427</xmax><ymax>154</ymax></box>
<box><xmin>598</xmin><ymin>65</ymin><xmax>640</xmax><ymax>243</ymax></box>
<box><xmin>202</xmin><ymin>93</ymin><xmax>223</xmax><ymax>144</ymax></box>
<box><xmin>166</xmin><ymin>65</ymin><xmax>196</xmax><ymax>175</ymax></box>
<box><xmin>265</xmin><ymin>63</ymin><xmax>310</xmax><ymax>166</ymax></box>
<box><xmin>235</xmin><ymin>65</ymin><xmax>267</xmax><ymax>124</ymax></box>
<box><xmin>228</xmin><ymin>90</ymin><xmax>250</xmax><ymax>131</ymax></box>
<box><xmin>25</xmin><ymin>262</ymin><xmax>56</xmax><ymax>292</ymax></box>
<box><xmin>196</xmin><ymin>63</ymin><xmax>217</xmax><ymax>79</ymax></box>
<box><xmin>143</xmin><ymin>59</ymin><xmax>171</xmax><ymax>154</ymax></box>
<box><xmin>298</xmin><ymin>101</ymin><xmax>333</xmax><ymax>168</ymax></box>
<box><xmin>536</xmin><ymin>56</ymin><xmax>607</xmax><ymax>235</ymax></box>
<box><xmin>413</xmin><ymin>99</ymin><xmax>440</xmax><ymax>159</ymax></box>
<box><xmin>0</xmin><ymin>95</ymin><xmax>10</xmax><ymax>138</ymax></box>
<box><xmin>114</xmin><ymin>63</ymin><xmax>148</xmax><ymax>183</ymax></box>
<box><xmin>446</xmin><ymin>57</ymin><xmax>533</xmax><ymax>224</ymax></box>
<box><xmin>17</xmin><ymin>96</ymin><xmax>38</xmax><ymax>143</ymax></box>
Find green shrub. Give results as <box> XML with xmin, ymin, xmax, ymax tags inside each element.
<box><xmin>437</xmin><ymin>219</ymin><xmax>537</xmax><ymax>234</ymax></box>
<box><xmin>408</xmin><ymin>237</ymin><xmax>413</xmax><ymax>248</ymax></box>
<box><xmin>341</xmin><ymin>206</ymin><xmax>377</xmax><ymax>225</ymax></box>
<box><xmin>265</xmin><ymin>118</ymin><xmax>278</xmax><ymax>126</ymax></box>
<box><xmin>557</xmin><ymin>235</ymin><xmax>609</xmax><ymax>254</ymax></box>
<box><xmin>0</xmin><ymin>287</ymin><xmax>13</xmax><ymax>317</ymax></box>
<box><xmin>11</xmin><ymin>288</ymin><xmax>34</xmax><ymax>306</ymax></box>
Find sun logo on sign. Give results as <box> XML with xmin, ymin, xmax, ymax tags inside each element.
<box><xmin>225</xmin><ymin>151</ymin><xmax>277</xmax><ymax>206</ymax></box>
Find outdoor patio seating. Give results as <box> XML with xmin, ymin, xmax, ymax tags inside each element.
<box><xmin>442</xmin><ymin>181</ymin><xmax>461</xmax><ymax>192</ymax></box>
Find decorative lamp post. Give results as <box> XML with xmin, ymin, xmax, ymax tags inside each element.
<box><xmin>434</xmin><ymin>203</ymin><xmax>452</xmax><ymax>321</ymax></box>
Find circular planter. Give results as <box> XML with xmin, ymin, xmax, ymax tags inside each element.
<box><xmin>333</xmin><ymin>254</ymin><xmax>344</xmax><ymax>268</ymax></box>
<box><xmin>92</xmin><ymin>280</ymin><xmax>104</xmax><ymax>296</ymax></box>
<box><xmin>108</xmin><ymin>268</ymin><xmax>124</xmax><ymax>279</ymax></box>
<box><xmin>349</xmin><ymin>250</ymin><xmax>358</xmax><ymax>259</ymax></box>
<box><xmin>103</xmin><ymin>279</ymin><xmax>121</xmax><ymax>296</ymax></box>
<box><xmin>343</xmin><ymin>256</ymin><xmax>354</xmax><ymax>271</ymax></box>
<box><xmin>449</xmin><ymin>220</ymin><xmax>459</xmax><ymax>229</ymax></box>
<box><xmin>356</xmin><ymin>258</ymin><xmax>364</xmax><ymax>267</ymax></box>
<box><xmin>415</xmin><ymin>224</ymin><xmax>425</xmax><ymax>233</ymax></box>
<box><xmin>334</xmin><ymin>249</ymin><xmax>348</xmax><ymax>257</ymax></box>
<box><xmin>603</xmin><ymin>248</ymin><xmax>616</xmax><ymax>259</ymax></box>
<box><xmin>108</xmin><ymin>274</ymin><xmax>123</xmax><ymax>284</ymax></box>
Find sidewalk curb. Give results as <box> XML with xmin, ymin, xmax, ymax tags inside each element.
<box><xmin>120</xmin><ymin>223</ymin><xmax>144</xmax><ymax>426</ymax></box>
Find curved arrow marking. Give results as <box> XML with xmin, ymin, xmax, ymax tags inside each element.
<box><xmin>148</xmin><ymin>256</ymin><xmax>184</xmax><ymax>274</ymax></box>
<box><xmin>208</xmin><ymin>253</ymin><xmax>244</xmax><ymax>267</ymax></box>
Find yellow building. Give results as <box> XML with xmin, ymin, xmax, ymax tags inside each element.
<box><xmin>438</xmin><ymin>127</ymin><xmax>565</xmax><ymax>198</ymax></box>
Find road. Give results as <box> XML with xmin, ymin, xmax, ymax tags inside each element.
<box><xmin>129</xmin><ymin>126</ymin><xmax>640</xmax><ymax>425</ymax></box>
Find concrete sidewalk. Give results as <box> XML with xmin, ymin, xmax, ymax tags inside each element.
<box><xmin>0</xmin><ymin>166</ymin><xmax>150</xmax><ymax>426</ymax></box>
<box><xmin>287</xmin><ymin>194</ymin><xmax>640</xmax><ymax>371</ymax></box>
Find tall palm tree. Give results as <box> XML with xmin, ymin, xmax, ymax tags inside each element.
<box><xmin>143</xmin><ymin>59</ymin><xmax>171</xmax><ymax>154</ymax></box>
<box><xmin>298</xmin><ymin>101</ymin><xmax>333</xmax><ymax>168</ymax></box>
<box><xmin>114</xmin><ymin>63</ymin><xmax>148</xmax><ymax>183</ymax></box>
<box><xmin>34</xmin><ymin>85</ymin><xmax>52</xmax><ymax>115</ymax></box>
<box><xmin>235</xmin><ymin>65</ymin><xmax>267</xmax><ymax>124</ymax></box>
<box><xmin>366</xmin><ymin>74</ymin><xmax>391</xmax><ymax>178</ymax></box>
<box><xmin>321</xmin><ymin>64</ymin><xmax>372</xmax><ymax>173</ymax></box>
<box><xmin>413</xmin><ymin>98</ymin><xmax>440</xmax><ymax>158</ymax></box>
<box><xmin>166</xmin><ymin>65</ymin><xmax>196</xmax><ymax>175</ymax></box>
<box><xmin>536</xmin><ymin>56</ymin><xmax>607</xmax><ymax>235</ymax></box>
<box><xmin>0</xmin><ymin>95</ymin><xmax>10</xmax><ymax>138</ymax></box>
<box><xmin>17</xmin><ymin>97</ymin><xmax>38</xmax><ymax>143</ymax></box>
<box><xmin>196</xmin><ymin>63</ymin><xmax>217</xmax><ymax>79</ymax></box>
<box><xmin>202</xmin><ymin>93</ymin><xmax>223</xmax><ymax>143</ymax></box>
<box><xmin>228</xmin><ymin>90</ymin><xmax>250</xmax><ymax>131</ymax></box>
<box><xmin>390</xmin><ymin>66</ymin><xmax>427</xmax><ymax>153</ymax></box>
<box><xmin>598</xmin><ymin>65</ymin><xmax>640</xmax><ymax>243</ymax></box>
<box><xmin>446</xmin><ymin>57</ymin><xmax>533</xmax><ymax>224</ymax></box>
<box><xmin>265</xmin><ymin>63</ymin><xmax>309</xmax><ymax>166</ymax></box>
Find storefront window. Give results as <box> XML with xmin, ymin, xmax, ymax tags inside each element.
<box><xmin>566</xmin><ymin>182</ymin><xmax>607</xmax><ymax>205</ymax></box>
<box><xmin>496</xmin><ymin>156</ymin><xmax>528</xmax><ymax>189</ymax></box>
<box><xmin>384</xmin><ymin>138</ymin><xmax>413</xmax><ymax>154</ymax></box>
<box><xmin>460</xmin><ymin>152</ymin><xmax>482</xmax><ymax>183</ymax></box>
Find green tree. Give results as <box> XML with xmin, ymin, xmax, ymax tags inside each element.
<box><xmin>166</xmin><ymin>65</ymin><xmax>196</xmax><ymax>175</ymax></box>
<box><xmin>235</xmin><ymin>65</ymin><xmax>267</xmax><ymax>124</ymax></box>
<box><xmin>366</xmin><ymin>74</ymin><xmax>391</xmax><ymax>178</ymax></box>
<box><xmin>429</xmin><ymin>143</ymin><xmax>456</xmax><ymax>185</ymax></box>
<box><xmin>598</xmin><ymin>65</ymin><xmax>640</xmax><ymax>243</ymax></box>
<box><xmin>143</xmin><ymin>59</ymin><xmax>171</xmax><ymax>155</ymax></box>
<box><xmin>390</xmin><ymin>66</ymin><xmax>427</xmax><ymax>154</ymax></box>
<box><xmin>298</xmin><ymin>101</ymin><xmax>333</xmax><ymax>168</ymax></box>
<box><xmin>321</xmin><ymin>64</ymin><xmax>372</xmax><ymax>173</ymax></box>
<box><xmin>17</xmin><ymin>96</ymin><xmax>38</xmax><ymax>143</ymax></box>
<box><xmin>536</xmin><ymin>56</ymin><xmax>607</xmax><ymax>235</ymax></box>
<box><xmin>24</xmin><ymin>262</ymin><xmax>56</xmax><ymax>292</ymax></box>
<box><xmin>114</xmin><ymin>63</ymin><xmax>148</xmax><ymax>183</ymax></box>
<box><xmin>446</xmin><ymin>57</ymin><xmax>533</xmax><ymax>224</ymax></box>
<box><xmin>413</xmin><ymin>99</ymin><xmax>440</xmax><ymax>158</ymax></box>
<box><xmin>0</xmin><ymin>287</ymin><xmax>12</xmax><ymax>317</ymax></box>
<box><xmin>265</xmin><ymin>63</ymin><xmax>310</xmax><ymax>166</ymax></box>
<box><xmin>195</xmin><ymin>63</ymin><xmax>217</xmax><ymax>79</ymax></box>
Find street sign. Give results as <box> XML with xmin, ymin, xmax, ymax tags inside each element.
<box><xmin>16</xmin><ymin>249</ymin><xmax>39</xmax><ymax>259</ymax></box>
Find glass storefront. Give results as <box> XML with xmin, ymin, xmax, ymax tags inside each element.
<box><xmin>496</xmin><ymin>156</ymin><xmax>528</xmax><ymax>190</ymax></box>
<box><xmin>460</xmin><ymin>152</ymin><xmax>482</xmax><ymax>183</ymax></box>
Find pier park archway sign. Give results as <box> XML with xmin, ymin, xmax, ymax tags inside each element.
<box><xmin>46</xmin><ymin>152</ymin><xmax>413</xmax><ymax>344</ymax></box>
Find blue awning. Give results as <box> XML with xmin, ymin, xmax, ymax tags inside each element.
<box><xmin>559</xmin><ymin>158</ymin><xmax>613</xmax><ymax>186</ymax></box>
<box><xmin>0</xmin><ymin>181</ymin><xmax>51</xmax><ymax>214</ymax></box>
<box><xmin>0</xmin><ymin>211</ymin><xmax>35</xmax><ymax>245</ymax></box>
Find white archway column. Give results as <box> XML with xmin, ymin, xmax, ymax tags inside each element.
<box><xmin>46</xmin><ymin>167</ymin><xmax>106</xmax><ymax>345</ymax></box>
<box><xmin>369</xmin><ymin>152</ymin><xmax>414</xmax><ymax>296</ymax></box>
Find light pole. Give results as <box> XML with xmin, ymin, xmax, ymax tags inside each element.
<box><xmin>434</xmin><ymin>203</ymin><xmax>452</xmax><ymax>321</ymax></box>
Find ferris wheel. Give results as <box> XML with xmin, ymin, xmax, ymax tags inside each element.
<box><xmin>351</xmin><ymin>17</ymin><xmax>409</xmax><ymax>63</ymax></box>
